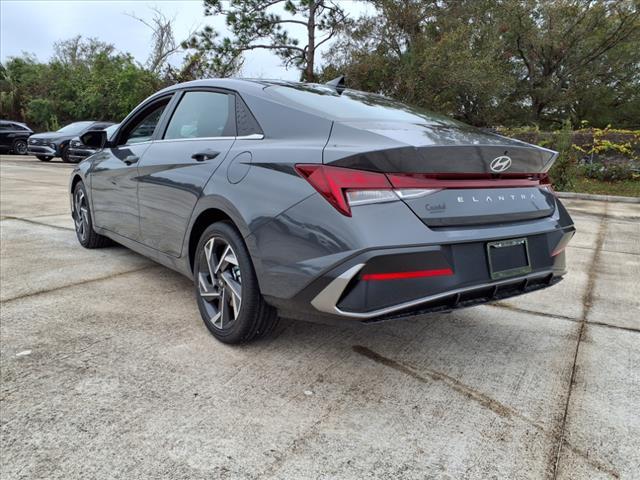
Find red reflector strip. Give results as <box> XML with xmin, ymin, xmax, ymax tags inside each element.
<box><xmin>362</xmin><ymin>268</ymin><xmax>454</xmax><ymax>281</ymax></box>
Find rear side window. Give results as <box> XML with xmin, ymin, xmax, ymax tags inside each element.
<box><xmin>164</xmin><ymin>91</ymin><xmax>235</xmax><ymax>139</ymax></box>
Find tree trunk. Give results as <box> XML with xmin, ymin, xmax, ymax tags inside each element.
<box><xmin>305</xmin><ymin>1</ymin><xmax>316</xmax><ymax>82</ymax></box>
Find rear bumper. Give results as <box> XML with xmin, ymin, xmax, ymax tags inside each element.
<box><xmin>251</xmin><ymin>191</ymin><xmax>575</xmax><ymax>323</ymax></box>
<box><xmin>272</xmin><ymin>227</ymin><xmax>573</xmax><ymax>323</ymax></box>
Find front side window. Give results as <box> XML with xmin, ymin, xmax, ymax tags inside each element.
<box><xmin>164</xmin><ymin>91</ymin><xmax>234</xmax><ymax>140</ymax></box>
<box><xmin>122</xmin><ymin>100</ymin><xmax>170</xmax><ymax>145</ymax></box>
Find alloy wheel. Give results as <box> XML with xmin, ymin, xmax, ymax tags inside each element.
<box><xmin>14</xmin><ymin>140</ymin><xmax>28</xmax><ymax>155</ymax></box>
<box><xmin>198</xmin><ymin>237</ymin><xmax>243</xmax><ymax>330</ymax></box>
<box><xmin>73</xmin><ymin>188</ymin><xmax>89</xmax><ymax>243</ymax></box>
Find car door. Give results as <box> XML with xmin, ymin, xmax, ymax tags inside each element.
<box><xmin>137</xmin><ymin>89</ymin><xmax>237</xmax><ymax>256</ymax></box>
<box><xmin>88</xmin><ymin>94</ymin><xmax>174</xmax><ymax>241</ymax></box>
<box><xmin>0</xmin><ymin>123</ymin><xmax>10</xmax><ymax>150</ymax></box>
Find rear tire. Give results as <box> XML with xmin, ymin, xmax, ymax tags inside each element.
<box><xmin>194</xmin><ymin>222</ymin><xmax>278</xmax><ymax>344</ymax></box>
<box><xmin>72</xmin><ymin>181</ymin><xmax>112</xmax><ymax>248</ymax></box>
<box><xmin>37</xmin><ymin>155</ymin><xmax>52</xmax><ymax>162</ymax></box>
<box><xmin>13</xmin><ymin>139</ymin><xmax>28</xmax><ymax>155</ymax></box>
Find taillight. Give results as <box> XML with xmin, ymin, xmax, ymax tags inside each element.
<box><xmin>295</xmin><ymin>164</ymin><xmax>394</xmax><ymax>216</ymax></box>
<box><xmin>295</xmin><ymin>164</ymin><xmax>440</xmax><ymax>216</ymax></box>
<box><xmin>539</xmin><ymin>174</ymin><xmax>558</xmax><ymax>197</ymax></box>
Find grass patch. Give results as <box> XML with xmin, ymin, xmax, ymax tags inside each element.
<box><xmin>564</xmin><ymin>176</ymin><xmax>640</xmax><ymax>197</ymax></box>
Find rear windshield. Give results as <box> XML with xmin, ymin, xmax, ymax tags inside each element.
<box><xmin>265</xmin><ymin>84</ymin><xmax>463</xmax><ymax>127</ymax></box>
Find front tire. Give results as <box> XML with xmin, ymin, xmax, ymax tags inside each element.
<box><xmin>61</xmin><ymin>144</ymin><xmax>71</xmax><ymax>163</ymax></box>
<box><xmin>72</xmin><ymin>182</ymin><xmax>111</xmax><ymax>248</ymax></box>
<box><xmin>13</xmin><ymin>139</ymin><xmax>28</xmax><ymax>155</ymax></box>
<box><xmin>194</xmin><ymin>222</ymin><xmax>278</xmax><ymax>344</ymax></box>
<box><xmin>37</xmin><ymin>155</ymin><xmax>52</xmax><ymax>162</ymax></box>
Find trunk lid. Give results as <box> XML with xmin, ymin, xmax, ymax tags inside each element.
<box><xmin>323</xmin><ymin>121</ymin><xmax>558</xmax><ymax>227</ymax></box>
<box><xmin>323</xmin><ymin>121</ymin><xmax>557</xmax><ymax>173</ymax></box>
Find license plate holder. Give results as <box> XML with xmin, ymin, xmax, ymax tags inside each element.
<box><xmin>487</xmin><ymin>237</ymin><xmax>532</xmax><ymax>280</ymax></box>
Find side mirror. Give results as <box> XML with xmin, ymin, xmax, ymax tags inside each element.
<box><xmin>80</xmin><ymin>130</ymin><xmax>108</xmax><ymax>149</ymax></box>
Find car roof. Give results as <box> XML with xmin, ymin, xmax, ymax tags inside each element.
<box><xmin>0</xmin><ymin>119</ymin><xmax>31</xmax><ymax>128</ymax></box>
<box><xmin>155</xmin><ymin>78</ymin><xmax>316</xmax><ymax>96</ymax></box>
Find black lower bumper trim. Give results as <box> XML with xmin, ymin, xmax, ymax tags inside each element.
<box><xmin>364</xmin><ymin>273</ymin><xmax>559</xmax><ymax>323</ymax></box>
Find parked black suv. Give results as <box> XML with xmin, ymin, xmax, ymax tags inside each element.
<box><xmin>68</xmin><ymin>124</ymin><xmax>119</xmax><ymax>163</ymax></box>
<box><xmin>0</xmin><ymin>120</ymin><xmax>33</xmax><ymax>155</ymax></box>
<box><xmin>28</xmin><ymin>121</ymin><xmax>114</xmax><ymax>162</ymax></box>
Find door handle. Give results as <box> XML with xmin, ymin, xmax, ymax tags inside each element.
<box><xmin>124</xmin><ymin>155</ymin><xmax>139</xmax><ymax>165</ymax></box>
<box><xmin>191</xmin><ymin>150</ymin><xmax>220</xmax><ymax>162</ymax></box>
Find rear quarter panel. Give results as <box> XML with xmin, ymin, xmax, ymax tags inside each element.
<box><xmin>182</xmin><ymin>92</ymin><xmax>333</xmax><ymax>284</ymax></box>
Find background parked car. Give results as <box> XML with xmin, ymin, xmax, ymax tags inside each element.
<box><xmin>68</xmin><ymin>123</ymin><xmax>119</xmax><ymax>163</ymax></box>
<box><xmin>0</xmin><ymin>120</ymin><xmax>33</xmax><ymax>155</ymax></box>
<box><xmin>27</xmin><ymin>121</ymin><xmax>114</xmax><ymax>162</ymax></box>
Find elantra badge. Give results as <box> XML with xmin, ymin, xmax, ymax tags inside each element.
<box><xmin>490</xmin><ymin>156</ymin><xmax>512</xmax><ymax>172</ymax></box>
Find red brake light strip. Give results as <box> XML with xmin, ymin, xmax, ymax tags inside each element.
<box><xmin>362</xmin><ymin>268</ymin><xmax>454</xmax><ymax>281</ymax></box>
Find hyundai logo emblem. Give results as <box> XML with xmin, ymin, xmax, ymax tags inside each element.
<box><xmin>490</xmin><ymin>156</ymin><xmax>512</xmax><ymax>173</ymax></box>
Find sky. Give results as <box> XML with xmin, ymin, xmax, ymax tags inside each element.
<box><xmin>0</xmin><ymin>0</ymin><xmax>374</xmax><ymax>80</ymax></box>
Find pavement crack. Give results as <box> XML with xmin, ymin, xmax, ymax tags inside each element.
<box><xmin>354</xmin><ymin>345</ymin><xmax>619</xmax><ymax>479</ymax></box>
<box><xmin>569</xmin><ymin>244</ymin><xmax>639</xmax><ymax>256</ymax></box>
<box><xmin>2</xmin><ymin>176</ymin><xmax>68</xmax><ymax>188</ymax></box>
<box><xmin>353</xmin><ymin>345</ymin><xmax>522</xmax><ymax>420</ymax></box>
<box><xmin>491</xmin><ymin>303</ymin><xmax>639</xmax><ymax>334</ymax></box>
<box><xmin>492</xmin><ymin>302</ymin><xmax>578</xmax><ymax>322</ymax></box>
<box><xmin>1</xmin><ymin>265</ymin><xmax>158</xmax><ymax>304</ymax></box>
<box><xmin>551</xmin><ymin>202</ymin><xmax>611</xmax><ymax>480</ymax></box>
<box><xmin>2</xmin><ymin>215</ymin><xmax>74</xmax><ymax>232</ymax></box>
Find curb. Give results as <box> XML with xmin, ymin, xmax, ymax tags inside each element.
<box><xmin>556</xmin><ymin>191</ymin><xmax>640</xmax><ymax>204</ymax></box>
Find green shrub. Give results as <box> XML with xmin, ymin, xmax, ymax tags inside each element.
<box><xmin>580</xmin><ymin>162</ymin><xmax>636</xmax><ymax>182</ymax></box>
<box><xmin>548</xmin><ymin>120</ymin><xmax>577</xmax><ymax>191</ymax></box>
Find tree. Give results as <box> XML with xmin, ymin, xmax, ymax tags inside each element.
<box><xmin>177</xmin><ymin>26</ymin><xmax>244</xmax><ymax>80</ymax></box>
<box><xmin>323</xmin><ymin>0</ymin><xmax>640</xmax><ymax>128</ymax></box>
<box><xmin>128</xmin><ymin>7</ymin><xmax>183</xmax><ymax>75</ymax></box>
<box><xmin>498</xmin><ymin>0</ymin><xmax>640</xmax><ymax>124</ymax></box>
<box><xmin>53</xmin><ymin>36</ymin><xmax>116</xmax><ymax>66</ymax></box>
<box><xmin>1</xmin><ymin>37</ymin><xmax>162</xmax><ymax>130</ymax></box>
<box><xmin>323</xmin><ymin>0</ymin><xmax>516</xmax><ymax>126</ymax></box>
<box><xmin>188</xmin><ymin>0</ymin><xmax>350</xmax><ymax>81</ymax></box>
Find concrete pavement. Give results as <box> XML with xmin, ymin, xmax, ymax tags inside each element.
<box><xmin>1</xmin><ymin>155</ymin><xmax>638</xmax><ymax>479</ymax></box>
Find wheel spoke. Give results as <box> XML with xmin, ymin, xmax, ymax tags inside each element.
<box><xmin>223</xmin><ymin>250</ymin><xmax>239</xmax><ymax>266</ymax></box>
<box><xmin>219</xmin><ymin>288</ymin><xmax>227</xmax><ymax>328</ymax></box>
<box><xmin>198</xmin><ymin>272</ymin><xmax>220</xmax><ymax>298</ymax></box>
<box><xmin>204</xmin><ymin>238</ymin><xmax>216</xmax><ymax>281</ymax></box>
<box><xmin>210</xmin><ymin>309</ymin><xmax>221</xmax><ymax>328</ymax></box>
<box><xmin>221</xmin><ymin>272</ymin><xmax>241</xmax><ymax>301</ymax></box>
<box><xmin>215</xmin><ymin>245</ymin><xmax>231</xmax><ymax>273</ymax></box>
